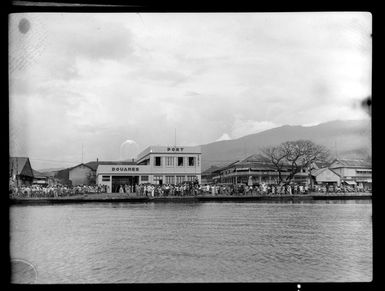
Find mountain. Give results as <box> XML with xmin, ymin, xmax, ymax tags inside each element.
<box><xmin>32</xmin><ymin>169</ymin><xmax>47</xmax><ymax>177</ymax></box>
<box><xmin>201</xmin><ymin>119</ymin><xmax>371</xmax><ymax>171</ymax></box>
<box><xmin>36</xmin><ymin>167</ymin><xmax>66</xmax><ymax>173</ymax></box>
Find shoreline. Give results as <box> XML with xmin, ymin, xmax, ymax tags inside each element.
<box><xmin>9</xmin><ymin>193</ymin><xmax>372</xmax><ymax>205</ymax></box>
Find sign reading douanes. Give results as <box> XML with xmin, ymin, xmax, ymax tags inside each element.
<box><xmin>112</xmin><ymin>167</ymin><xmax>139</xmax><ymax>172</ymax></box>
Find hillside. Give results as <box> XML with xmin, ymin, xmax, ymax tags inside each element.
<box><xmin>201</xmin><ymin>119</ymin><xmax>371</xmax><ymax>171</ymax></box>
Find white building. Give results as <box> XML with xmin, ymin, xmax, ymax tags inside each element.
<box><xmin>96</xmin><ymin>145</ymin><xmax>202</xmax><ymax>193</ymax></box>
<box><xmin>328</xmin><ymin>158</ymin><xmax>372</xmax><ymax>189</ymax></box>
<box><xmin>311</xmin><ymin>167</ymin><xmax>341</xmax><ymax>187</ymax></box>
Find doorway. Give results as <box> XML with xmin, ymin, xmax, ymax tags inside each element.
<box><xmin>111</xmin><ymin>176</ymin><xmax>139</xmax><ymax>193</ymax></box>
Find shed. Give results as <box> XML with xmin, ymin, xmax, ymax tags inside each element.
<box><xmin>311</xmin><ymin>167</ymin><xmax>341</xmax><ymax>186</ymax></box>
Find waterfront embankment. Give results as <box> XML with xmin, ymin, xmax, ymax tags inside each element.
<box><xmin>9</xmin><ymin>192</ymin><xmax>372</xmax><ymax>205</ymax></box>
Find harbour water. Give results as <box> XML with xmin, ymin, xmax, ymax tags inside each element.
<box><xmin>10</xmin><ymin>200</ymin><xmax>372</xmax><ymax>283</ymax></box>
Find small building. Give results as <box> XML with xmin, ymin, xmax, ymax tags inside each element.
<box><xmin>68</xmin><ymin>163</ymin><xmax>96</xmax><ymax>186</ymax></box>
<box><xmin>328</xmin><ymin>158</ymin><xmax>372</xmax><ymax>190</ymax></box>
<box><xmin>311</xmin><ymin>167</ymin><xmax>341</xmax><ymax>187</ymax></box>
<box><xmin>32</xmin><ymin>169</ymin><xmax>49</xmax><ymax>186</ymax></box>
<box><xmin>9</xmin><ymin>157</ymin><xmax>34</xmax><ymax>186</ymax></box>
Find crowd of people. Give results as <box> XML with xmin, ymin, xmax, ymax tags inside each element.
<box><xmin>116</xmin><ymin>182</ymin><xmax>201</xmax><ymax>197</ymax></box>
<box><xmin>114</xmin><ymin>182</ymin><xmax>310</xmax><ymax>196</ymax></box>
<box><xmin>312</xmin><ymin>184</ymin><xmax>371</xmax><ymax>193</ymax></box>
<box><xmin>9</xmin><ymin>181</ymin><xmax>370</xmax><ymax>199</ymax></box>
<box><xmin>9</xmin><ymin>184</ymin><xmax>107</xmax><ymax>198</ymax></box>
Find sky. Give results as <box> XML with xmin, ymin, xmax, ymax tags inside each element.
<box><xmin>9</xmin><ymin>12</ymin><xmax>372</xmax><ymax>170</ymax></box>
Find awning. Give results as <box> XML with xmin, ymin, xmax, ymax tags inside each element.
<box><xmin>344</xmin><ymin>181</ymin><xmax>356</xmax><ymax>185</ymax></box>
<box><xmin>356</xmin><ymin>179</ymin><xmax>372</xmax><ymax>183</ymax></box>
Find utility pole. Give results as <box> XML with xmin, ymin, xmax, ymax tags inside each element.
<box><xmin>82</xmin><ymin>144</ymin><xmax>84</xmax><ymax>164</ymax></box>
<box><xmin>15</xmin><ymin>158</ymin><xmax>18</xmax><ymax>188</ymax></box>
<box><xmin>174</xmin><ymin>128</ymin><xmax>176</xmax><ymax>147</ymax></box>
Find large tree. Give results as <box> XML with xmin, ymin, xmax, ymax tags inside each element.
<box><xmin>260</xmin><ymin>140</ymin><xmax>329</xmax><ymax>185</ymax></box>
<box><xmin>260</xmin><ymin>145</ymin><xmax>287</xmax><ymax>184</ymax></box>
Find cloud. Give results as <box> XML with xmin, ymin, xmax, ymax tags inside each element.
<box><xmin>231</xmin><ymin>119</ymin><xmax>280</xmax><ymax>139</ymax></box>
<box><xmin>216</xmin><ymin>133</ymin><xmax>232</xmax><ymax>141</ymax></box>
<box><xmin>9</xmin><ymin>13</ymin><xmax>372</xmax><ymax>169</ymax></box>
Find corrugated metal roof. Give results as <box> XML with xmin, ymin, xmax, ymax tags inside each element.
<box><xmin>331</xmin><ymin>159</ymin><xmax>371</xmax><ymax>168</ymax></box>
<box><xmin>311</xmin><ymin>168</ymin><xmax>327</xmax><ymax>176</ymax></box>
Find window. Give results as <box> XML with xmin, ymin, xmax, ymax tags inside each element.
<box><xmin>141</xmin><ymin>176</ymin><xmax>149</xmax><ymax>182</ymax></box>
<box><xmin>165</xmin><ymin>176</ymin><xmax>175</xmax><ymax>184</ymax></box>
<box><xmin>153</xmin><ymin>176</ymin><xmax>163</xmax><ymax>183</ymax></box>
<box><xmin>188</xmin><ymin>157</ymin><xmax>195</xmax><ymax>166</ymax></box>
<box><xmin>177</xmin><ymin>157</ymin><xmax>184</xmax><ymax>166</ymax></box>
<box><xmin>155</xmin><ymin>156</ymin><xmax>162</xmax><ymax>166</ymax></box>
<box><xmin>102</xmin><ymin>176</ymin><xmax>110</xmax><ymax>181</ymax></box>
<box><xmin>176</xmin><ymin>176</ymin><xmax>185</xmax><ymax>184</ymax></box>
<box><xmin>356</xmin><ymin>170</ymin><xmax>371</xmax><ymax>174</ymax></box>
<box><xmin>187</xmin><ymin>176</ymin><xmax>196</xmax><ymax>182</ymax></box>
<box><xmin>166</xmin><ymin>156</ymin><xmax>174</xmax><ymax>167</ymax></box>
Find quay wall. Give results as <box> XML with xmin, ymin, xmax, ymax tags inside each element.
<box><xmin>9</xmin><ymin>194</ymin><xmax>372</xmax><ymax>205</ymax></box>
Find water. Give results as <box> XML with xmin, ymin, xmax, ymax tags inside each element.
<box><xmin>10</xmin><ymin>200</ymin><xmax>372</xmax><ymax>283</ymax></box>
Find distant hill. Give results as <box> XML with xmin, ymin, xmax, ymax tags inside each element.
<box><xmin>36</xmin><ymin>167</ymin><xmax>66</xmax><ymax>173</ymax></box>
<box><xmin>32</xmin><ymin>169</ymin><xmax>47</xmax><ymax>177</ymax></box>
<box><xmin>201</xmin><ymin>119</ymin><xmax>371</xmax><ymax>171</ymax></box>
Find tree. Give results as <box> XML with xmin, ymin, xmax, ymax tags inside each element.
<box><xmin>87</xmin><ymin>171</ymin><xmax>96</xmax><ymax>185</ymax></box>
<box><xmin>260</xmin><ymin>145</ymin><xmax>287</xmax><ymax>184</ymax></box>
<box><xmin>260</xmin><ymin>140</ymin><xmax>330</xmax><ymax>185</ymax></box>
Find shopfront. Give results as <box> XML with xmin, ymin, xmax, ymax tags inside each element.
<box><xmin>97</xmin><ymin>164</ymin><xmax>151</xmax><ymax>193</ymax></box>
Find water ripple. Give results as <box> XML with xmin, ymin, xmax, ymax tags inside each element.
<box><xmin>10</xmin><ymin>202</ymin><xmax>372</xmax><ymax>283</ymax></box>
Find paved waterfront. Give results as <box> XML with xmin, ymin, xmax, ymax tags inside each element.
<box><xmin>10</xmin><ymin>201</ymin><xmax>372</xmax><ymax>283</ymax></box>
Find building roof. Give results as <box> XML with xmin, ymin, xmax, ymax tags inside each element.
<box><xmin>201</xmin><ymin>165</ymin><xmax>222</xmax><ymax>175</ymax></box>
<box><xmin>85</xmin><ymin>160</ymin><xmax>138</xmax><ymax>171</ymax></box>
<box><xmin>136</xmin><ymin>145</ymin><xmax>201</xmax><ymax>161</ymax></box>
<box><xmin>213</xmin><ymin>160</ymin><xmax>240</xmax><ymax>173</ymax></box>
<box><xmin>311</xmin><ymin>168</ymin><xmax>328</xmax><ymax>176</ymax></box>
<box><xmin>10</xmin><ymin>157</ymin><xmax>34</xmax><ymax>178</ymax></box>
<box><xmin>329</xmin><ymin>168</ymin><xmax>342</xmax><ymax>177</ymax></box>
<box><xmin>330</xmin><ymin>159</ymin><xmax>371</xmax><ymax>168</ymax></box>
<box><xmin>68</xmin><ymin>163</ymin><xmax>95</xmax><ymax>172</ymax></box>
<box><xmin>240</xmin><ymin>153</ymin><xmax>267</xmax><ymax>163</ymax></box>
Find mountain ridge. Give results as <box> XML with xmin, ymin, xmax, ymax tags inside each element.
<box><xmin>201</xmin><ymin>119</ymin><xmax>371</xmax><ymax>171</ymax></box>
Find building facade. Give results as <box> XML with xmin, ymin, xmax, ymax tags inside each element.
<box><xmin>96</xmin><ymin>145</ymin><xmax>202</xmax><ymax>193</ymax></box>
<box><xmin>212</xmin><ymin>155</ymin><xmax>310</xmax><ymax>186</ymax></box>
<box><xmin>311</xmin><ymin>167</ymin><xmax>341</xmax><ymax>186</ymax></box>
<box><xmin>68</xmin><ymin>163</ymin><xmax>96</xmax><ymax>186</ymax></box>
<box><xmin>328</xmin><ymin>159</ymin><xmax>372</xmax><ymax>190</ymax></box>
